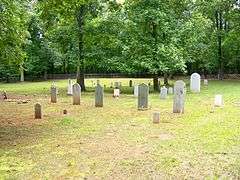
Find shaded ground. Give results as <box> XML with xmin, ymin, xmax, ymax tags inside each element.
<box><xmin>0</xmin><ymin>79</ymin><xmax>240</xmax><ymax>179</ymax></box>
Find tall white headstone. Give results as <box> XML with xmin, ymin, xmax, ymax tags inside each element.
<box><xmin>214</xmin><ymin>95</ymin><xmax>223</xmax><ymax>107</ymax></box>
<box><xmin>113</xmin><ymin>89</ymin><xmax>120</xmax><ymax>98</ymax></box>
<box><xmin>190</xmin><ymin>73</ymin><xmax>201</xmax><ymax>93</ymax></box>
<box><xmin>134</xmin><ymin>85</ymin><xmax>138</xmax><ymax>97</ymax></box>
<box><xmin>67</xmin><ymin>79</ymin><xmax>73</xmax><ymax>95</ymax></box>
<box><xmin>204</xmin><ymin>79</ymin><xmax>208</xmax><ymax>86</ymax></box>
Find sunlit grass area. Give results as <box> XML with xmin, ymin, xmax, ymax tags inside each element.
<box><xmin>0</xmin><ymin>79</ymin><xmax>240</xmax><ymax>179</ymax></box>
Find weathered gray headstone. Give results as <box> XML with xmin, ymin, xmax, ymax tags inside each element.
<box><xmin>204</xmin><ymin>79</ymin><xmax>208</xmax><ymax>86</ymax></box>
<box><xmin>34</xmin><ymin>103</ymin><xmax>42</xmax><ymax>119</ymax></box>
<box><xmin>95</xmin><ymin>84</ymin><xmax>104</xmax><ymax>107</ymax></box>
<box><xmin>73</xmin><ymin>83</ymin><xmax>81</xmax><ymax>105</ymax></box>
<box><xmin>134</xmin><ymin>85</ymin><xmax>138</xmax><ymax>97</ymax></box>
<box><xmin>190</xmin><ymin>73</ymin><xmax>201</xmax><ymax>92</ymax></box>
<box><xmin>153</xmin><ymin>112</ymin><xmax>160</xmax><ymax>124</ymax></box>
<box><xmin>67</xmin><ymin>79</ymin><xmax>73</xmax><ymax>95</ymax></box>
<box><xmin>129</xmin><ymin>80</ymin><xmax>133</xmax><ymax>87</ymax></box>
<box><xmin>173</xmin><ymin>80</ymin><xmax>186</xmax><ymax>113</ymax></box>
<box><xmin>138</xmin><ymin>84</ymin><xmax>149</xmax><ymax>110</ymax></box>
<box><xmin>51</xmin><ymin>86</ymin><xmax>57</xmax><ymax>103</ymax></box>
<box><xmin>168</xmin><ymin>87</ymin><xmax>173</xmax><ymax>94</ymax></box>
<box><xmin>160</xmin><ymin>86</ymin><xmax>168</xmax><ymax>99</ymax></box>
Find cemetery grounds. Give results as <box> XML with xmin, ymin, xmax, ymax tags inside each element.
<box><xmin>0</xmin><ymin>78</ymin><xmax>240</xmax><ymax>179</ymax></box>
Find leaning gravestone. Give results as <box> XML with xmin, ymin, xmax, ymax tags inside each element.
<box><xmin>67</xmin><ymin>79</ymin><xmax>73</xmax><ymax>95</ymax></box>
<box><xmin>51</xmin><ymin>85</ymin><xmax>57</xmax><ymax>103</ymax></box>
<box><xmin>34</xmin><ymin>103</ymin><xmax>42</xmax><ymax>119</ymax></box>
<box><xmin>160</xmin><ymin>86</ymin><xmax>168</xmax><ymax>99</ymax></box>
<box><xmin>173</xmin><ymin>80</ymin><xmax>186</xmax><ymax>113</ymax></box>
<box><xmin>73</xmin><ymin>83</ymin><xmax>81</xmax><ymax>105</ymax></box>
<box><xmin>95</xmin><ymin>84</ymin><xmax>104</xmax><ymax>107</ymax></box>
<box><xmin>134</xmin><ymin>85</ymin><xmax>138</xmax><ymax>97</ymax></box>
<box><xmin>190</xmin><ymin>73</ymin><xmax>201</xmax><ymax>93</ymax></box>
<box><xmin>168</xmin><ymin>87</ymin><xmax>173</xmax><ymax>94</ymax></box>
<box><xmin>138</xmin><ymin>84</ymin><xmax>149</xmax><ymax>110</ymax></box>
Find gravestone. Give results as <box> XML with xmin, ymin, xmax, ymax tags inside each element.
<box><xmin>34</xmin><ymin>103</ymin><xmax>42</xmax><ymax>119</ymax></box>
<box><xmin>95</xmin><ymin>84</ymin><xmax>104</xmax><ymax>107</ymax></box>
<box><xmin>138</xmin><ymin>84</ymin><xmax>149</xmax><ymax>110</ymax></box>
<box><xmin>73</xmin><ymin>83</ymin><xmax>81</xmax><ymax>105</ymax></box>
<box><xmin>214</xmin><ymin>95</ymin><xmax>223</xmax><ymax>107</ymax></box>
<box><xmin>173</xmin><ymin>80</ymin><xmax>186</xmax><ymax>113</ymax></box>
<box><xmin>153</xmin><ymin>112</ymin><xmax>160</xmax><ymax>124</ymax></box>
<box><xmin>204</xmin><ymin>79</ymin><xmax>208</xmax><ymax>86</ymax></box>
<box><xmin>2</xmin><ymin>91</ymin><xmax>7</xmax><ymax>100</ymax></box>
<box><xmin>129</xmin><ymin>80</ymin><xmax>133</xmax><ymax>87</ymax></box>
<box><xmin>67</xmin><ymin>79</ymin><xmax>73</xmax><ymax>95</ymax></box>
<box><xmin>190</xmin><ymin>73</ymin><xmax>201</xmax><ymax>92</ymax></box>
<box><xmin>168</xmin><ymin>87</ymin><xmax>173</xmax><ymax>94</ymax></box>
<box><xmin>113</xmin><ymin>88</ymin><xmax>120</xmax><ymax>98</ymax></box>
<box><xmin>51</xmin><ymin>86</ymin><xmax>57</xmax><ymax>103</ymax></box>
<box><xmin>134</xmin><ymin>85</ymin><xmax>138</xmax><ymax>97</ymax></box>
<box><xmin>160</xmin><ymin>86</ymin><xmax>168</xmax><ymax>99</ymax></box>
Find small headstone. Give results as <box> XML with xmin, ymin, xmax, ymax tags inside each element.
<box><xmin>35</xmin><ymin>103</ymin><xmax>42</xmax><ymax>119</ymax></box>
<box><xmin>214</xmin><ymin>95</ymin><xmax>223</xmax><ymax>107</ymax></box>
<box><xmin>129</xmin><ymin>80</ymin><xmax>133</xmax><ymax>87</ymax></box>
<box><xmin>173</xmin><ymin>80</ymin><xmax>186</xmax><ymax>113</ymax></box>
<box><xmin>138</xmin><ymin>84</ymin><xmax>149</xmax><ymax>110</ymax></box>
<box><xmin>95</xmin><ymin>84</ymin><xmax>104</xmax><ymax>107</ymax></box>
<box><xmin>160</xmin><ymin>86</ymin><xmax>168</xmax><ymax>99</ymax></box>
<box><xmin>73</xmin><ymin>83</ymin><xmax>81</xmax><ymax>105</ymax></box>
<box><xmin>51</xmin><ymin>86</ymin><xmax>57</xmax><ymax>103</ymax></box>
<box><xmin>190</xmin><ymin>73</ymin><xmax>201</xmax><ymax>93</ymax></box>
<box><xmin>63</xmin><ymin>109</ymin><xmax>68</xmax><ymax>115</ymax></box>
<box><xmin>113</xmin><ymin>88</ymin><xmax>120</xmax><ymax>98</ymax></box>
<box><xmin>204</xmin><ymin>79</ymin><xmax>208</xmax><ymax>86</ymax></box>
<box><xmin>134</xmin><ymin>85</ymin><xmax>138</xmax><ymax>97</ymax></box>
<box><xmin>2</xmin><ymin>91</ymin><xmax>7</xmax><ymax>100</ymax></box>
<box><xmin>67</xmin><ymin>79</ymin><xmax>73</xmax><ymax>95</ymax></box>
<box><xmin>168</xmin><ymin>87</ymin><xmax>173</xmax><ymax>94</ymax></box>
<box><xmin>153</xmin><ymin>112</ymin><xmax>160</xmax><ymax>124</ymax></box>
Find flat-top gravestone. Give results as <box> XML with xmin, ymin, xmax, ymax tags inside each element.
<box><xmin>138</xmin><ymin>84</ymin><xmax>149</xmax><ymax>110</ymax></box>
<box><xmin>204</xmin><ymin>79</ymin><xmax>208</xmax><ymax>86</ymax></box>
<box><xmin>214</xmin><ymin>95</ymin><xmax>223</xmax><ymax>107</ymax></box>
<box><xmin>168</xmin><ymin>87</ymin><xmax>173</xmax><ymax>94</ymax></box>
<box><xmin>67</xmin><ymin>79</ymin><xmax>73</xmax><ymax>95</ymax></box>
<box><xmin>51</xmin><ymin>85</ymin><xmax>57</xmax><ymax>103</ymax></box>
<box><xmin>95</xmin><ymin>84</ymin><xmax>104</xmax><ymax>107</ymax></box>
<box><xmin>160</xmin><ymin>86</ymin><xmax>168</xmax><ymax>99</ymax></box>
<box><xmin>113</xmin><ymin>88</ymin><xmax>120</xmax><ymax>98</ymax></box>
<box><xmin>134</xmin><ymin>85</ymin><xmax>138</xmax><ymax>97</ymax></box>
<box><xmin>153</xmin><ymin>112</ymin><xmax>160</xmax><ymax>124</ymax></box>
<box><xmin>129</xmin><ymin>80</ymin><xmax>133</xmax><ymax>87</ymax></box>
<box><xmin>73</xmin><ymin>83</ymin><xmax>81</xmax><ymax>105</ymax></box>
<box><xmin>190</xmin><ymin>73</ymin><xmax>201</xmax><ymax>93</ymax></box>
<box><xmin>34</xmin><ymin>103</ymin><xmax>42</xmax><ymax>119</ymax></box>
<box><xmin>173</xmin><ymin>80</ymin><xmax>186</xmax><ymax>113</ymax></box>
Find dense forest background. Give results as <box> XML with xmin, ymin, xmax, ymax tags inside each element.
<box><xmin>0</xmin><ymin>0</ymin><xmax>240</xmax><ymax>85</ymax></box>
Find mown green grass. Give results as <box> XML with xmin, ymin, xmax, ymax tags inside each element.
<box><xmin>0</xmin><ymin>79</ymin><xmax>240</xmax><ymax>179</ymax></box>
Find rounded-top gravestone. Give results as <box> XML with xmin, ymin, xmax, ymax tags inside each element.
<box><xmin>73</xmin><ymin>83</ymin><xmax>81</xmax><ymax>105</ymax></box>
<box><xmin>95</xmin><ymin>84</ymin><xmax>104</xmax><ymax>107</ymax></box>
<box><xmin>34</xmin><ymin>103</ymin><xmax>42</xmax><ymax>119</ymax></box>
<box><xmin>138</xmin><ymin>83</ymin><xmax>149</xmax><ymax>110</ymax></box>
<box><xmin>160</xmin><ymin>86</ymin><xmax>168</xmax><ymax>99</ymax></box>
<box><xmin>190</xmin><ymin>73</ymin><xmax>201</xmax><ymax>93</ymax></box>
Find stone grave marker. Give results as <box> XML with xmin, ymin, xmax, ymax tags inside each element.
<box><xmin>204</xmin><ymin>79</ymin><xmax>208</xmax><ymax>86</ymax></box>
<box><xmin>168</xmin><ymin>87</ymin><xmax>173</xmax><ymax>94</ymax></box>
<box><xmin>73</xmin><ymin>83</ymin><xmax>81</xmax><ymax>105</ymax></box>
<box><xmin>173</xmin><ymin>80</ymin><xmax>186</xmax><ymax>113</ymax></box>
<box><xmin>67</xmin><ymin>79</ymin><xmax>73</xmax><ymax>95</ymax></box>
<box><xmin>190</xmin><ymin>73</ymin><xmax>201</xmax><ymax>92</ymax></box>
<box><xmin>153</xmin><ymin>112</ymin><xmax>160</xmax><ymax>124</ymax></box>
<box><xmin>160</xmin><ymin>86</ymin><xmax>168</xmax><ymax>99</ymax></box>
<box><xmin>138</xmin><ymin>84</ymin><xmax>149</xmax><ymax>110</ymax></box>
<box><xmin>214</xmin><ymin>95</ymin><xmax>223</xmax><ymax>107</ymax></box>
<box><xmin>35</xmin><ymin>103</ymin><xmax>42</xmax><ymax>119</ymax></box>
<box><xmin>134</xmin><ymin>85</ymin><xmax>138</xmax><ymax>97</ymax></box>
<box><xmin>95</xmin><ymin>84</ymin><xmax>104</xmax><ymax>107</ymax></box>
<box><xmin>113</xmin><ymin>88</ymin><xmax>120</xmax><ymax>98</ymax></box>
<box><xmin>51</xmin><ymin>85</ymin><xmax>57</xmax><ymax>103</ymax></box>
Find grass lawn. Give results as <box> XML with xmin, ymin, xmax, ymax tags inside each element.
<box><xmin>0</xmin><ymin>78</ymin><xmax>240</xmax><ymax>179</ymax></box>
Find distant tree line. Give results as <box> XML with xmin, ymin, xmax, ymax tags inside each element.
<box><xmin>0</xmin><ymin>0</ymin><xmax>239</xmax><ymax>90</ymax></box>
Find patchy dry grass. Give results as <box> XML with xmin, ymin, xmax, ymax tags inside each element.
<box><xmin>0</xmin><ymin>79</ymin><xmax>240</xmax><ymax>179</ymax></box>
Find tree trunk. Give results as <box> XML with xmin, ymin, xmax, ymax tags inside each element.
<box><xmin>76</xmin><ymin>5</ymin><xmax>86</xmax><ymax>91</ymax></box>
<box><xmin>153</xmin><ymin>76</ymin><xmax>160</xmax><ymax>91</ymax></box>
<box><xmin>163</xmin><ymin>73</ymin><xmax>169</xmax><ymax>86</ymax></box>
<box><xmin>20</xmin><ymin>65</ymin><xmax>24</xmax><ymax>82</ymax></box>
